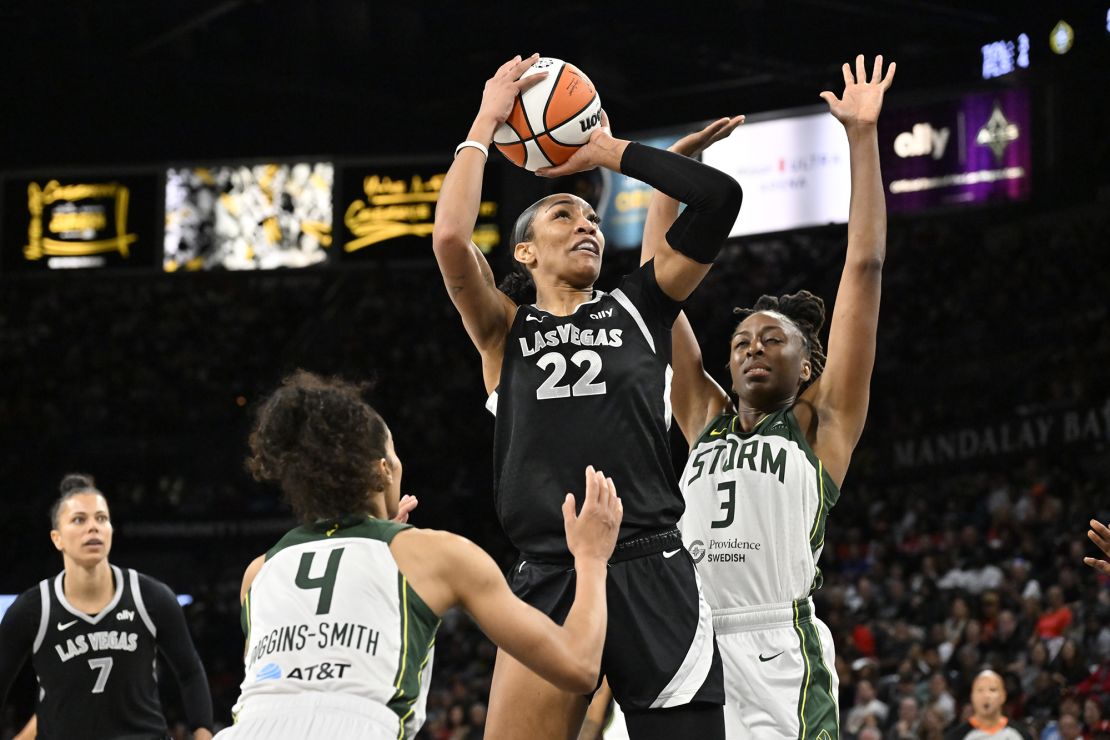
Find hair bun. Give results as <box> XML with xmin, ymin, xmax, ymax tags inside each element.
<box><xmin>59</xmin><ymin>473</ymin><xmax>97</xmax><ymax>495</ymax></box>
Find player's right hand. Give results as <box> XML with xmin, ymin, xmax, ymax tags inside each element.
<box><xmin>477</xmin><ymin>53</ymin><xmax>548</xmax><ymax>127</ymax></box>
<box><xmin>563</xmin><ymin>465</ymin><xmax>622</xmax><ymax>563</ymax></box>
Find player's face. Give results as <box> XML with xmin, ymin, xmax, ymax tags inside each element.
<box><xmin>50</xmin><ymin>493</ymin><xmax>113</xmax><ymax>567</ymax></box>
<box><xmin>381</xmin><ymin>427</ymin><xmax>403</xmax><ymax>519</ymax></box>
<box><xmin>971</xmin><ymin>673</ymin><xmax>1005</xmax><ymax>718</ymax></box>
<box><xmin>526</xmin><ymin>195</ymin><xmax>604</xmax><ymax>288</ymax></box>
<box><xmin>729</xmin><ymin>312</ymin><xmax>811</xmax><ymax>410</ymax></box>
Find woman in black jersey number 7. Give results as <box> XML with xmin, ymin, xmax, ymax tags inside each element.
<box><xmin>0</xmin><ymin>474</ymin><xmax>214</xmax><ymax>740</ymax></box>
<box><xmin>433</xmin><ymin>53</ymin><xmax>742</xmax><ymax>740</ymax></box>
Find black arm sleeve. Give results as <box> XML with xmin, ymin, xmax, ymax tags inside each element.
<box><xmin>139</xmin><ymin>576</ymin><xmax>214</xmax><ymax>731</ymax></box>
<box><xmin>620</xmin><ymin>141</ymin><xmax>743</xmax><ymax>264</ymax></box>
<box><xmin>0</xmin><ymin>588</ymin><xmax>40</xmax><ymax>708</ymax></box>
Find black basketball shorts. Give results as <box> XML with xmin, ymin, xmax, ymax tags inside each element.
<box><xmin>507</xmin><ymin>528</ymin><xmax>724</xmax><ymax>710</ymax></box>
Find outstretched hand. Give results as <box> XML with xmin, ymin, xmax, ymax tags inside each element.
<box><xmin>1085</xmin><ymin>519</ymin><xmax>1110</xmax><ymax>575</ymax></box>
<box><xmin>820</xmin><ymin>54</ymin><xmax>895</xmax><ymax>129</ymax></box>
<box><xmin>670</xmin><ymin>115</ymin><xmax>745</xmax><ymax>158</ymax></box>
<box><xmin>562</xmin><ymin>465</ymin><xmax>622</xmax><ymax>563</ymax></box>
<box><xmin>477</xmin><ymin>53</ymin><xmax>549</xmax><ymax>128</ymax></box>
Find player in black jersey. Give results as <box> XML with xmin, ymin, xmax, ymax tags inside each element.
<box><xmin>434</xmin><ymin>54</ymin><xmax>742</xmax><ymax>740</ymax></box>
<box><xmin>0</xmin><ymin>474</ymin><xmax>213</xmax><ymax>740</ymax></box>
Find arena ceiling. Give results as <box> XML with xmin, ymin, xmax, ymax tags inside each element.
<box><xmin>0</xmin><ymin>0</ymin><xmax>1095</xmax><ymax>168</ymax></box>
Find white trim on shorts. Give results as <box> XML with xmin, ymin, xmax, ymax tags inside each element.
<box><xmin>648</xmin><ymin>559</ymin><xmax>716</xmax><ymax>708</ymax></box>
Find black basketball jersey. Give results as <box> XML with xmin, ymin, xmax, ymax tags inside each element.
<box><xmin>490</xmin><ymin>260</ymin><xmax>683</xmax><ymax>558</ymax></box>
<box><xmin>30</xmin><ymin>565</ymin><xmax>167</xmax><ymax>739</ymax></box>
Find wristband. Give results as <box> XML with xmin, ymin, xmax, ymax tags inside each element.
<box><xmin>454</xmin><ymin>140</ymin><xmax>489</xmax><ymax>159</ymax></box>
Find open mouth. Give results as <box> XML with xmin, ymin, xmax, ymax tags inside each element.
<box><xmin>84</xmin><ymin>538</ymin><xmax>104</xmax><ymax>547</ymax></box>
<box><xmin>744</xmin><ymin>363</ymin><xmax>770</xmax><ymax>377</ymax></box>
<box><xmin>571</xmin><ymin>239</ymin><xmax>600</xmax><ymax>256</ymax></box>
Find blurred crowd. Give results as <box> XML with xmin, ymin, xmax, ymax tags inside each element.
<box><xmin>1</xmin><ymin>200</ymin><xmax>1108</xmax><ymax>738</ymax></box>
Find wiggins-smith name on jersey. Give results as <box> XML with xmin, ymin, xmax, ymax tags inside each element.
<box><xmin>489</xmin><ymin>260</ymin><xmax>683</xmax><ymax>559</ymax></box>
<box><xmin>678</xmin><ymin>407</ymin><xmax>841</xmax><ymax>610</ymax></box>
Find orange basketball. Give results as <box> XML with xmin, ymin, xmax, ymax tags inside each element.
<box><xmin>493</xmin><ymin>57</ymin><xmax>603</xmax><ymax>172</ymax></box>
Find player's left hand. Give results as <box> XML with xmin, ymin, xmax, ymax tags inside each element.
<box><xmin>536</xmin><ymin>110</ymin><xmax>620</xmax><ymax>178</ymax></box>
<box><xmin>1085</xmin><ymin>519</ymin><xmax>1110</xmax><ymax>575</ymax></box>
<box><xmin>392</xmin><ymin>494</ymin><xmax>419</xmax><ymax>524</ymax></box>
<box><xmin>192</xmin><ymin>730</ymin><xmax>214</xmax><ymax>740</ymax></box>
<box><xmin>670</xmin><ymin>115</ymin><xmax>745</xmax><ymax>158</ymax></box>
<box><xmin>820</xmin><ymin>54</ymin><xmax>895</xmax><ymax>129</ymax></box>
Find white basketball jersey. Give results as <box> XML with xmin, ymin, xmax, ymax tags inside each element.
<box><xmin>678</xmin><ymin>408</ymin><xmax>840</xmax><ymax>611</ymax></box>
<box><xmin>233</xmin><ymin>517</ymin><xmax>439</xmax><ymax>738</ymax></box>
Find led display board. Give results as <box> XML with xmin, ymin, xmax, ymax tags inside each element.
<box><xmin>702</xmin><ymin>112</ymin><xmax>851</xmax><ymax>238</ymax></box>
<box><xmin>164</xmin><ymin>162</ymin><xmax>333</xmax><ymax>271</ymax></box>
<box><xmin>2</xmin><ymin>173</ymin><xmax>160</xmax><ymax>271</ymax></box>
<box><xmin>338</xmin><ymin>164</ymin><xmax>499</xmax><ymax>260</ymax></box>
<box><xmin>879</xmin><ymin>88</ymin><xmax>1031</xmax><ymax>212</ymax></box>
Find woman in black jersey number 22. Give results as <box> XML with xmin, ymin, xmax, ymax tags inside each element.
<box><xmin>0</xmin><ymin>474</ymin><xmax>213</xmax><ymax>740</ymax></box>
<box><xmin>433</xmin><ymin>53</ymin><xmax>743</xmax><ymax>740</ymax></box>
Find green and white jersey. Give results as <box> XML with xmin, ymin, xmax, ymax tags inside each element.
<box><xmin>233</xmin><ymin>515</ymin><xmax>440</xmax><ymax>739</ymax></box>
<box><xmin>677</xmin><ymin>408</ymin><xmax>840</xmax><ymax>611</ymax></box>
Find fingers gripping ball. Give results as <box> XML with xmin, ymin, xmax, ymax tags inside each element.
<box><xmin>494</xmin><ymin>58</ymin><xmax>603</xmax><ymax>172</ymax></box>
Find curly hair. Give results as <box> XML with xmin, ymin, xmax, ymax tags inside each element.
<box><xmin>733</xmin><ymin>289</ymin><xmax>827</xmax><ymax>390</ymax></box>
<box><xmin>50</xmin><ymin>473</ymin><xmax>105</xmax><ymax>528</ymax></box>
<box><xmin>247</xmin><ymin>370</ymin><xmax>389</xmax><ymax>523</ymax></box>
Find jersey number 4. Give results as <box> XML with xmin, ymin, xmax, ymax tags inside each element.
<box><xmin>295</xmin><ymin>548</ymin><xmax>345</xmax><ymax>615</ymax></box>
<box><xmin>535</xmin><ymin>350</ymin><xmax>606</xmax><ymax>400</ymax></box>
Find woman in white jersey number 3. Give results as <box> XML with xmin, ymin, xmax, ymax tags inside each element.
<box><xmin>642</xmin><ymin>55</ymin><xmax>896</xmax><ymax>739</ymax></box>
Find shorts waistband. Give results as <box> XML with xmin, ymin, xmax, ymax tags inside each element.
<box><xmin>234</xmin><ymin>692</ymin><xmax>399</xmax><ymax>727</ymax></box>
<box><xmin>519</xmin><ymin>528</ymin><xmax>682</xmax><ymax>566</ymax></box>
<box><xmin>711</xmin><ymin>598</ymin><xmax>814</xmax><ymax>634</ymax></box>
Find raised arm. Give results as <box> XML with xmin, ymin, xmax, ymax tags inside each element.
<box><xmin>432</xmin><ymin>54</ymin><xmax>544</xmax><ymax>361</ymax></box>
<box><xmin>539</xmin><ymin>119</ymin><xmax>743</xmax><ymax>303</ymax></box>
<box><xmin>394</xmin><ymin>467</ymin><xmax>621</xmax><ymax>693</ymax></box>
<box><xmin>641</xmin><ymin>118</ymin><xmax>743</xmax><ymax>444</ymax></box>
<box><xmin>802</xmin><ymin>55</ymin><xmax>895</xmax><ymax>486</ymax></box>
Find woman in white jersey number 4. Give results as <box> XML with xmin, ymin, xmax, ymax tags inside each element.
<box><xmin>641</xmin><ymin>55</ymin><xmax>895</xmax><ymax>739</ymax></box>
<box><xmin>217</xmin><ymin>371</ymin><xmax>621</xmax><ymax>740</ymax></box>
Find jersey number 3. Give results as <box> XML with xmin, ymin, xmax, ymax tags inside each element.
<box><xmin>295</xmin><ymin>548</ymin><xmax>345</xmax><ymax>615</ymax></box>
<box><xmin>535</xmin><ymin>350</ymin><xmax>606</xmax><ymax>400</ymax></box>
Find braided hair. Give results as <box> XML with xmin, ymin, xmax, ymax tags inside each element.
<box><xmin>247</xmin><ymin>370</ymin><xmax>389</xmax><ymax>523</ymax></box>
<box><xmin>733</xmin><ymin>289</ymin><xmax>827</xmax><ymax>390</ymax></box>
<box><xmin>50</xmin><ymin>473</ymin><xmax>105</xmax><ymax>528</ymax></box>
<box><xmin>496</xmin><ymin>197</ymin><xmax>546</xmax><ymax>305</ymax></box>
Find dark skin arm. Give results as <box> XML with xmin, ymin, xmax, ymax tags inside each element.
<box><xmin>794</xmin><ymin>54</ymin><xmax>895</xmax><ymax>488</ymax></box>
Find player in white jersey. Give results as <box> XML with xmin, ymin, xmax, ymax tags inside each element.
<box><xmin>640</xmin><ymin>56</ymin><xmax>895</xmax><ymax>738</ymax></box>
<box><xmin>216</xmin><ymin>371</ymin><xmax>622</xmax><ymax>740</ymax></box>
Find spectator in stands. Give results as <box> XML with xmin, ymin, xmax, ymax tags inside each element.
<box><xmin>846</xmin><ymin>679</ymin><xmax>889</xmax><ymax>735</ymax></box>
<box><xmin>1036</xmin><ymin>586</ymin><xmax>1073</xmax><ymax>644</ymax></box>
<box><xmin>945</xmin><ymin>670</ymin><xmax>1033</xmax><ymax>739</ymax></box>
<box><xmin>890</xmin><ymin>695</ymin><xmax>922</xmax><ymax>738</ymax></box>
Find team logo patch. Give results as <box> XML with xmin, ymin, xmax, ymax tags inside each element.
<box><xmin>255</xmin><ymin>662</ymin><xmax>282</xmax><ymax>681</ymax></box>
<box><xmin>688</xmin><ymin>540</ymin><xmax>706</xmax><ymax>564</ymax></box>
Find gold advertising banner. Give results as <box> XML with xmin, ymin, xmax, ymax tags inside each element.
<box><xmin>341</xmin><ymin>165</ymin><xmax>499</xmax><ymax>259</ymax></box>
<box><xmin>24</xmin><ymin>180</ymin><xmax>138</xmax><ymax>262</ymax></box>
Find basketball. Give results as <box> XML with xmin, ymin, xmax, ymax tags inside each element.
<box><xmin>493</xmin><ymin>57</ymin><xmax>603</xmax><ymax>172</ymax></box>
